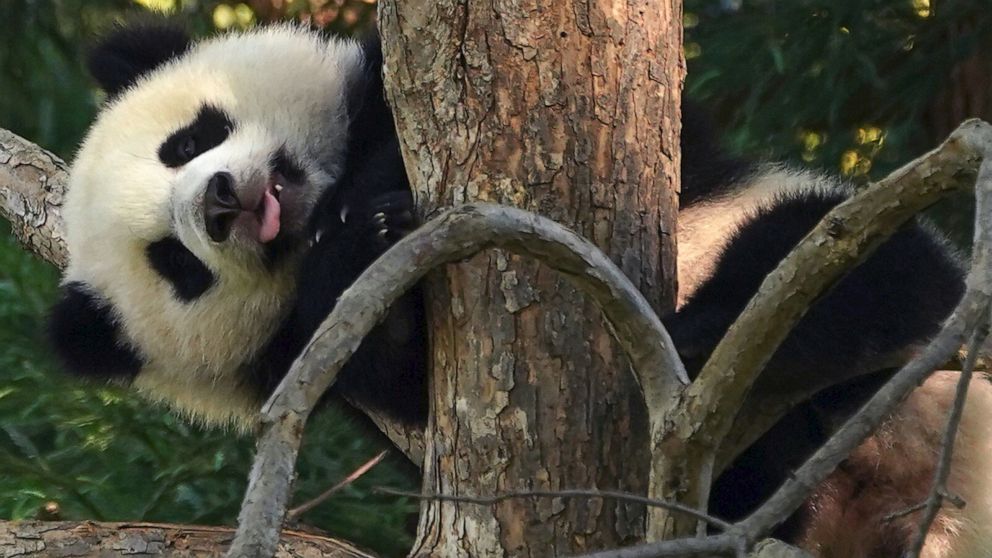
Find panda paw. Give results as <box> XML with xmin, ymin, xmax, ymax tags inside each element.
<box><xmin>361</xmin><ymin>191</ymin><xmax>417</xmax><ymax>252</ymax></box>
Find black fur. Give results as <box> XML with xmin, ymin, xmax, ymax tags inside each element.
<box><xmin>673</xmin><ymin>108</ymin><xmax>966</xmax><ymax>537</ymax></box>
<box><xmin>246</xmin><ymin>37</ymin><xmax>428</xmax><ymax>425</ymax></box>
<box><xmin>668</xmin><ymin>191</ymin><xmax>963</xmax><ymax>394</ymax></box>
<box><xmin>48</xmin><ymin>282</ymin><xmax>144</xmax><ymax>382</ymax></box>
<box><xmin>146</xmin><ymin>236</ymin><xmax>216</xmax><ymax>302</ymax></box>
<box><xmin>88</xmin><ymin>21</ymin><xmax>191</xmax><ymax>99</ymax></box>
<box><xmin>157</xmin><ymin>105</ymin><xmax>234</xmax><ymax>168</ymax></box>
<box><xmin>271</xmin><ymin>147</ymin><xmax>306</xmax><ymax>186</ymax></box>
<box><xmin>680</xmin><ymin>101</ymin><xmax>753</xmax><ymax>205</ymax></box>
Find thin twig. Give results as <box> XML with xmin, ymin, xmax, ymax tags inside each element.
<box><xmin>883</xmin><ymin>501</ymin><xmax>927</xmax><ymax>523</ymax></box>
<box><xmin>373</xmin><ymin>486</ymin><xmax>732</xmax><ymax>532</ymax></box>
<box><xmin>285</xmin><ymin>450</ymin><xmax>389</xmax><ymax>524</ymax></box>
<box><xmin>905</xmin><ymin>321</ymin><xmax>990</xmax><ymax>557</ymax></box>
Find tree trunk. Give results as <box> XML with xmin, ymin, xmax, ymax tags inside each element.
<box><xmin>0</xmin><ymin>521</ymin><xmax>376</xmax><ymax>558</ymax></box>
<box><xmin>378</xmin><ymin>1</ymin><xmax>683</xmax><ymax>555</ymax></box>
<box><xmin>926</xmin><ymin>26</ymin><xmax>992</xmax><ymax>142</ymax></box>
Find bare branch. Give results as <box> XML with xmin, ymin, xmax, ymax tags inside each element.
<box><xmin>649</xmin><ymin>119</ymin><xmax>992</xmax><ymax>539</ymax></box>
<box><xmin>0</xmin><ymin>520</ymin><xmax>377</xmax><ymax>558</ymax></box>
<box><xmin>747</xmin><ymin>539</ymin><xmax>813</xmax><ymax>558</ymax></box>
<box><xmin>286</xmin><ymin>450</ymin><xmax>389</xmax><ymax>524</ymax></box>
<box><xmin>0</xmin><ymin>129</ymin><xmax>68</xmax><ymax>269</ymax></box>
<box><xmin>374</xmin><ymin>486</ymin><xmax>731</xmax><ymax>531</ymax></box>
<box><xmin>904</xmin><ymin>315</ymin><xmax>991</xmax><ymax>556</ymax></box>
<box><xmin>228</xmin><ymin>203</ymin><xmax>687</xmax><ymax>557</ymax></box>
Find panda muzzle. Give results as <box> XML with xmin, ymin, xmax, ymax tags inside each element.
<box><xmin>204</xmin><ymin>171</ymin><xmax>282</xmax><ymax>244</ymax></box>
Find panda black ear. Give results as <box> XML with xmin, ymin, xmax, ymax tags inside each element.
<box><xmin>48</xmin><ymin>282</ymin><xmax>143</xmax><ymax>382</ymax></box>
<box><xmin>88</xmin><ymin>21</ymin><xmax>192</xmax><ymax>98</ymax></box>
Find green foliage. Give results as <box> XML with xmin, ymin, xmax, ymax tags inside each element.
<box><xmin>0</xmin><ymin>1</ymin><xmax>122</xmax><ymax>158</ymax></box>
<box><xmin>685</xmin><ymin>0</ymin><xmax>992</xmax><ymax>180</ymax></box>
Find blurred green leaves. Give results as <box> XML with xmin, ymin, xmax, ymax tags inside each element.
<box><xmin>685</xmin><ymin>0</ymin><xmax>992</xmax><ymax>180</ymax></box>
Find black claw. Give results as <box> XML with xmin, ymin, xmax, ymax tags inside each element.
<box><xmin>345</xmin><ymin>190</ymin><xmax>419</xmax><ymax>253</ymax></box>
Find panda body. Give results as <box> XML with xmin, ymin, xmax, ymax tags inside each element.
<box><xmin>48</xmin><ymin>23</ymin><xmax>992</xmax><ymax>556</ymax></box>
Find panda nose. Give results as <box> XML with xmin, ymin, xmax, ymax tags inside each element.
<box><xmin>204</xmin><ymin>172</ymin><xmax>241</xmax><ymax>242</ymax></box>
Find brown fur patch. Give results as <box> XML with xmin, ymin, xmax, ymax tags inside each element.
<box><xmin>795</xmin><ymin>372</ymin><xmax>992</xmax><ymax>557</ymax></box>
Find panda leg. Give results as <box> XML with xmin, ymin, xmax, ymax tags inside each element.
<box><xmin>249</xmin><ymin>190</ymin><xmax>428</xmax><ymax>425</ymax></box>
<box><xmin>327</xmin><ymin>191</ymin><xmax>428</xmax><ymax>425</ymax></box>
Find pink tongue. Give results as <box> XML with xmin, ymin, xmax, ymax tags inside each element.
<box><xmin>258</xmin><ymin>189</ymin><xmax>281</xmax><ymax>243</ymax></box>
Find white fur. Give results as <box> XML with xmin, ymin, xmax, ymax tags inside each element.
<box><xmin>64</xmin><ymin>26</ymin><xmax>364</xmax><ymax>429</ymax></box>
<box><xmin>676</xmin><ymin>166</ymin><xmax>844</xmax><ymax>308</ymax></box>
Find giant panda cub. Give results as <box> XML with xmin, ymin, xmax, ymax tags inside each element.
<box><xmin>48</xmin><ymin>22</ymin><xmax>427</xmax><ymax>429</ymax></box>
<box><xmin>674</xmin><ymin>107</ymin><xmax>992</xmax><ymax>556</ymax></box>
<box><xmin>48</xmin><ymin>21</ymin><xmax>992</xmax><ymax>557</ymax></box>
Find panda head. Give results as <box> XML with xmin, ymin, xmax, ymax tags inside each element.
<box><xmin>55</xmin><ymin>22</ymin><xmax>365</xmax><ymax>428</ymax></box>
<box><xmin>70</xmin><ymin>22</ymin><xmax>363</xmax><ymax>278</ymax></box>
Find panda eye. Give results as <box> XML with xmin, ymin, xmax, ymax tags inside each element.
<box><xmin>158</xmin><ymin>105</ymin><xmax>234</xmax><ymax>168</ymax></box>
<box><xmin>178</xmin><ymin>136</ymin><xmax>197</xmax><ymax>162</ymax></box>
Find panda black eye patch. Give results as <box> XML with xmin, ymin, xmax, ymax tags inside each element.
<box><xmin>146</xmin><ymin>236</ymin><xmax>215</xmax><ymax>301</ymax></box>
<box><xmin>158</xmin><ymin>105</ymin><xmax>234</xmax><ymax>168</ymax></box>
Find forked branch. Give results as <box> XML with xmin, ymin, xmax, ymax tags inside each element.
<box><xmin>647</xmin><ymin>119</ymin><xmax>992</xmax><ymax>540</ymax></box>
<box><xmin>592</xmin><ymin>119</ymin><xmax>992</xmax><ymax>556</ymax></box>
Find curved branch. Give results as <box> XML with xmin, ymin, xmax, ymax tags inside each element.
<box><xmin>700</xmin><ymin>118</ymin><xmax>989</xmax><ymax>454</ymax></box>
<box><xmin>227</xmin><ymin>203</ymin><xmax>688</xmax><ymax>557</ymax></box>
<box><xmin>588</xmin><ymin>118</ymin><xmax>992</xmax><ymax>558</ymax></box>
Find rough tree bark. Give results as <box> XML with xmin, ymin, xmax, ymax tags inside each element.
<box><xmin>378</xmin><ymin>0</ymin><xmax>683</xmax><ymax>555</ymax></box>
<box><xmin>0</xmin><ymin>521</ymin><xmax>375</xmax><ymax>558</ymax></box>
<box><xmin>0</xmin><ymin>129</ymin><xmax>68</xmax><ymax>269</ymax></box>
